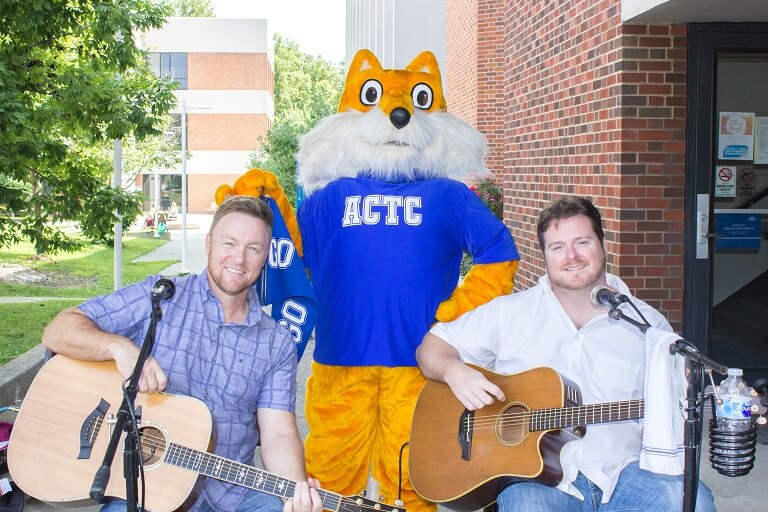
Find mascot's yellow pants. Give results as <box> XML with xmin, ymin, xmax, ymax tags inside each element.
<box><xmin>305</xmin><ymin>363</ymin><xmax>435</xmax><ymax>512</ymax></box>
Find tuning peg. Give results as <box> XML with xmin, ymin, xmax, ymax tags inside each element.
<box><xmin>359</xmin><ymin>490</ymin><xmax>366</xmax><ymax>497</ymax></box>
<box><xmin>379</xmin><ymin>495</ymin><xmax>385</xmax><ymax>503</ymax></box>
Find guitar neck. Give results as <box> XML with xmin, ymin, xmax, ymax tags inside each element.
<box><xmin>530</xmin><ymin>399</ymin><xmax>644</xmax><ymax>431</ymax></box>
<box><xmin>164</xmin><ymin>442</ymin><xmax>342</xmax><ymax>510</ymax></box>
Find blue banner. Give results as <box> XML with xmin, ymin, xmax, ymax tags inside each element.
<box><xmin>256</xmin><ymin>196</ymin><xmax>317</xmax><ymax>360</ymax></box>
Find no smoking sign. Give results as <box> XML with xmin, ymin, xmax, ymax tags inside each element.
<box><xmin>715</xmin><ymin>166</ymin><xmax>736</xmax><ymax>197</ymax></box>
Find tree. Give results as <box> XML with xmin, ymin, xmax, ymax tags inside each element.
<box><xmin>249</xmin><ymin>35</ymin><xmax>344</xmax><ymax>206</ymax></box>
<box><xmin>120</xmin><ymin>115</ymin><xmax>183</xmax><ymax>190</ymax></box>
<box><xmin>166</xmin><ymin>0</ymin><xmax>215</xmax><ymax>17</ymax></box>
<box><xmin>0</xmin><ymin>0</ymin><xmax>177</xmax><ymax>254</ymax></box>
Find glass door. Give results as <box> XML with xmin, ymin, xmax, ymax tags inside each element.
<box><xmin>710</xmin><ymin>54</ymin><xmax>768</xmax><ymax>376</ymax></box>
<box><xmin>686</xmin><ymin>25</ymin><xmax>768</xmax><ymax>382</ymax></box>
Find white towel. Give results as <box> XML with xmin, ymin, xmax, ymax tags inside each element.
<box><xmin>639</xmin><ymin>326</ymin><xmax>686</xmax><ymax>475</ymax></box>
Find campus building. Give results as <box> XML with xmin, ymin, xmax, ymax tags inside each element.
<box><xmin>140</xmin><ymin>17</ymin><xmax>273</xmax><ymax>213</ymax></box>
<box><xmin>445</xmin><ymin>0</ymin><xmax>768</xmax><ymax>378</ymax></box>
<box><xmin>345</xmin><ymin>0</ymin><xmax>447</xmax><ymax>73</ymax></box>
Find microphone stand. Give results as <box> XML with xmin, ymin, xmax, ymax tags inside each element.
<box><xmin>89</xmin><ymin>296</ymin><xmax>165</xmax><ymax>511</ymax></box>
<box><xmin>607</xmin><ymin>303</ymin><xmax>727</xmax><ymax>512</ymax></box>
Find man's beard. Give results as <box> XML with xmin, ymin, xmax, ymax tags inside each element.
<box><xmin>208</xmin><ymin>265</ymin><xmax>252</xmax><ymax>296</ymax></box>
<box><xmin>548</xmin><ymin>253</ymin><xmax>607</xmax><ymax>292</ymax></box>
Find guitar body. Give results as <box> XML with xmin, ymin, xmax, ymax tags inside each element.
<box><xmin>409</xmin><ymin>366</ymin><xmax>581</xmax><ymax>511</ymax></box>
<box><xmin>8</xmin><ymin>355</ymin><xmax>212</xmax><ymax>511</ymax></box>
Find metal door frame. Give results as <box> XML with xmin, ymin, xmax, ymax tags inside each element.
<box><xmin>685</xmin><ymin>23</ymin><xmax>768</xmax><ymax>361</ymax></box>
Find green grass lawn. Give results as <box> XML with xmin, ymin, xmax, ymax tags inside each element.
<box><xmin>0</xmin><ymin>300</ymin><xmax>81</xmax><ymax>365</ymax></box>
<box><xmin>0</xmin><ymin>236</ymin><xmax>177</xmax><ymax>364</ymax></box>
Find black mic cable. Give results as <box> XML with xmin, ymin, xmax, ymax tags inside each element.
<box><xmin>396</xmin><ymin>442</ymin><xmax>407</xmax><ymax>507</ymax></box>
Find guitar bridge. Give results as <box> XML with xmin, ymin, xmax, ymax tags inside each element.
<box><xmin>79</xmin><ymin>398</ymin><xmax>110</xmax><ymax>459</ymax></box>
<box><xmin>458</xmin><ymin>409</ymin><xmax>474</xmax><ymax>461</ymax></box>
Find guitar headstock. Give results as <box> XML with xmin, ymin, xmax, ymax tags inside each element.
<box><xmin>338</xmin><ymin>494</ymin><xmax>406</xmax><ymax>512</ymax></box>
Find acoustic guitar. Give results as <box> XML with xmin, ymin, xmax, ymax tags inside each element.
<box><xmin>9</xmin><ymin>354</ymin><xmax>404</xmax><ymax>512</ymax></box>
<box><xmin>408</xmin><ymin>365</ymin><xmax>643</xmax><ymax>511</ymax></box>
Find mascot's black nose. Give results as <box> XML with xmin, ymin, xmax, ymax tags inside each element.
<box><xmin>389</xmin><ymin>108</ymin><xmax>411</xmax><ymax>129</ymax></box>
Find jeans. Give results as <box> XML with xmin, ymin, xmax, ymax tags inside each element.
<box><xmin>496</xmin><ymin>461</ymin><xmax>716</xmax><ymax>512</ymax></box>
<box><xmin>100</xmin><ymin>489</ymin><xmax>284</xmax><ymax>512</ymax></box>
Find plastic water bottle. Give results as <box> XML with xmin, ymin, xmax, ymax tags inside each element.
<box><xmin>716</xmin><ymin>368</ymin><xmax>752</xmax><ymax>432</ymax></box>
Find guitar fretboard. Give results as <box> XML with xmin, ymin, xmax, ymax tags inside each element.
<box><xmin>163</xmin><ymin>442</ymin><xmax>341</xmax><ymax>510</ymax></box>
<box><xmin>529</xmin><ymin>399</ymin><xmax>644</xmax><ymax>431</ymax></box>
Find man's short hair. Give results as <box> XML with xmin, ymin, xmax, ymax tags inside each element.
<box><xmin>210</xmin><ymin>196</ymin><xmax>274</xmax><ymax>239</ymax></box>
<box><xmin>536</xmin><ymin>196</ymin><xmax>605</xmax><ymax>251</ymax></box>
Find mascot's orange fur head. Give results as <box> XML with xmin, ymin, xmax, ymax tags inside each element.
<box><xmin>297</xmin><ymin>49</ymin><xmax>488</xmax><ymax>193</ymax></box>
<box><xmin>338</xmin><ymin>49</ymin><xmax>447</xmax><ymax>117</ymax></box>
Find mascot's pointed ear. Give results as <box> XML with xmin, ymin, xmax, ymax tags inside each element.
<box><xmin>339</xmin><ymin>49</ymin><xmax>384</xmax><ymax>113</ymax></box>
<box><xmin>346</xmin><ymin>49</ymin><xmax>383</xmax><ymax>81</ymax></box>
<box><xmin>405</xmin><ymin>51</ymin><xmax>442</xmax><ymax>81</ymax></box>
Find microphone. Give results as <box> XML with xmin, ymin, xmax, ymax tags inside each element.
<box><xmin>590</xmin><ymin>286</ymin><xmax>629</xmax><ymax>307</ymax></box>
<box><xmin>151</xmin><ymin>278</ymin><xmax>175</xmax><ymax>301</ymax></box>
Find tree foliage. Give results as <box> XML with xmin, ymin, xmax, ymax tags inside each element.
<box><xmin>0</xmin><ymin>0</ymin><xmax>177</xmax><ymax>254</ymax></box>
<box><xmin>249</xmin><ymin>35</ymin><xmax>344</xmax><ymax>206</ymax></box>
<box><xmin>120</xmin><ymin>115</ymin><xmax>183</xmax><ymax>190</ymax></box>
<box><xmin>165</xmin><ymin>0</ymin><xmax>214</xmax><ymax>17</ymax></box>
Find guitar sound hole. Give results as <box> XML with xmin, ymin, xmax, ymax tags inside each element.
<box><xmin>139</xmin><ymin>426</ymin><xmax>167</xmax><ymax>465</ymax></box>
<box><xmin>496</xmin><ymin>403</ymin><xmax>529</xmax><ymax>446</ymax></box>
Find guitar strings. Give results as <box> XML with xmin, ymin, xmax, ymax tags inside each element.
<box><xmin>89</xmin><ymin>417</ymin><xmax>400</xmax><ymax>511</ymax></box>
<box><xmin>454</xmin><ymin>401</ymin><xmax>644</xmax><ymax>431</ymax></box>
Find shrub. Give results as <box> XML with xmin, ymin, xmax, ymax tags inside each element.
<box><xmin>460</xmin><ymin>176</ymin><xmax>504</xmax><ymax>276</ymax></box>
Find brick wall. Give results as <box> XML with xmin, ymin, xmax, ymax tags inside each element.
<box><xmin>188</xmin><ymin>113</ymin><xmax>269</xmax><ymax>151</ymax></box>
<box><xmin>612</xmin><ymin>23</ymin><xmax>688</xmax><ymax>325</ymax></box>
<box><xmin>448</xmin><ymin>0</ymin><xmax>688</xmax><ymax>328</ymax></box>
<box><xmin>189</xmin><ymin>53</ymin><xmax>271</xmax><ymax>90</ymax></box>
<box><xmin>476</xmin><ymin>0</ymin><xmax>507</xmax><ymax>178</ymax></box>
<box><xmin>445</xmin><ymin>0</ymin><xmax>478</xmax><ymax>125</ymax></box>
<box><xmin>183</xmin><ymin>50</ymin><xmax>272</xmax><ymax>214</ymax></box>
<box><xmin>188</xmin><ymin>173</ymin><xmax>243</xmax><ymax>213</ymax></box>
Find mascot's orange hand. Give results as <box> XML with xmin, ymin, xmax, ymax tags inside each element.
<box><xmin>214</xmin><ymin>168</ymin><xmax>303</xmax><ymax>257</ymax></box>
<box><xmin>435</xmin><ymin>260</ymin><xmax>518</xmax><ymax>322</ymax></box>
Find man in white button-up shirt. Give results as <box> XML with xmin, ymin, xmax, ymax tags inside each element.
<box><xmin>416</xmin><ymin>196</ymin><xmax>716</xmax><ymax>511</ymax></box>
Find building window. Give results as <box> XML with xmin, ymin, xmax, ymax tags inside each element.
<box><xmin>142</xmin><ymin>173</ymin><xmax>183</xmax><ymax>212</ymax></box>
<box><xmin>150</xmin><ymin>52</ymin><xmax>188</xmax><ymax>89</ymax></box>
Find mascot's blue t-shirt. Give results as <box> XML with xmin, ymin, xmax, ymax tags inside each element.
<box><xmin>298</xmin><ymin>176</ymin><xmax>519</xmax><ymax>367</ymax></box>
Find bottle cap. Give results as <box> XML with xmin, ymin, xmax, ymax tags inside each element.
<box><xmin>727</xmin><ymin>367</ymin><xmax>743</xmax><ymax>376</ymax></box>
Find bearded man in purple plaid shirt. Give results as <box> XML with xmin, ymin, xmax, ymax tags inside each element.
<box><xmin>43</xmin><ymin>196</ymin><xmax>322</xmax><ymax>512</ymax></box>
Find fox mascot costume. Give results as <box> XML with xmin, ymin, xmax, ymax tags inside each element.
<box><xmin>216</xmin><ymin>50</ymin><xmax>518</xmax><ymax>512</ymax></box>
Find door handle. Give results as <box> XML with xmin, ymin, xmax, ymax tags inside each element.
<box><xmin>696</xmin><ymin>193</ymin><xmax>710</xmax><ymax>259</ymax></box>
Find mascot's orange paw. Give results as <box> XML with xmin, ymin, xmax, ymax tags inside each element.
<box><xmin>214</xmin><ymin>168</ymin><xmax>303</xmax><ymax>256</ymax></box>
<box><xmin>435</xmin><ymin>298</ymin><xmax>458</xmax><ymax>321</ymax></box>
<box><xmin>435</xmin><ymin>260</ymin><xmax>518</xmax><ymax>323</ymax></box>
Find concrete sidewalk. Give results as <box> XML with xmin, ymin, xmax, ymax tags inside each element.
<box><xmin>134</xmin><ymin>213</ymin><xmax>214</xmax><ymax>277</ymax></box>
